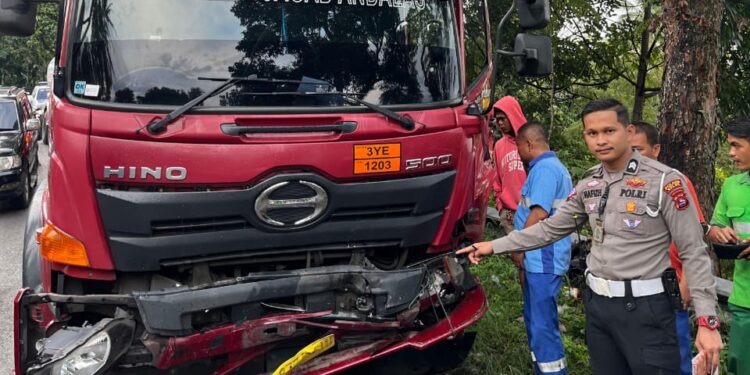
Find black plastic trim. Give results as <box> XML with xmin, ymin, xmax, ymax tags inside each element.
<box><xmin>97</xmin><ymin>171</ymin><xmax>456</xmax><ymax>271</ymax></box>
<box><xmin>132</xmin><ymin>265</ymin><xmax>426</xmax><ymax>336</ymax></box>
<box><xmin>221</xmin><ymin>121</ymin><xmax>357</xmax><ymax>135</ymax></box>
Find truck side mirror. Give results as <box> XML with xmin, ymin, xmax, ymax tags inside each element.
<box><xmin>513</xmin><ymin>34</ymin><xmax>552</xmax><ymax>77</ymax></box>
<box><xmin>515</xmin><ymin>0</ymin><xmax>550</xmax><ymax>30</ymax></box>
<box><xmin>0</xmin><ymin>0</ymin><xmax>37</xmax><ymax>36</ymax></box>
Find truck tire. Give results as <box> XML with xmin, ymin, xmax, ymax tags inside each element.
<box><xmin>22</xmin><ymin>181</ymin><xmax>45</xmax><ymax>291</ymax></box>
<box><xmin>42</xmin><ymin>115</ymin><xmax>49</xmax><ymax>145</ymax></box>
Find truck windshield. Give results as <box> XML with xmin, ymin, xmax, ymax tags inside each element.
<box><xmin>0</xmin><ymin>101</ymin><xmax>19</xmax><ymax>131</ymax></box>
<box><xmin>69</xmin><ymin>0</ymin><xmax>460</xmax><ymax>107</ymax></box>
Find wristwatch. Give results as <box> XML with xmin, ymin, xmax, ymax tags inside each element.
<box><xmin>697</xmin><ymin>315</ymin><xmax>720</xmax><ymax>330</ymax></box>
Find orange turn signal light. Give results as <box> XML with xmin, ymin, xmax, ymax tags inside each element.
<box><xmin>37</xmin><ymin>223</ymin><xmax>90</xmax><ymax>267</ymax></box>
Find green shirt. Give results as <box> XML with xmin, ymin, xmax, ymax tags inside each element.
<box><xmin>711</xmin><ymin>172</ymin><xmax>750</xmax><ymax>308</ymax></box>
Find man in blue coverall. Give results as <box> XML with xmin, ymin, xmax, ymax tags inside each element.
<box><xmin>513</xmin><ymin>121</ymin><xmax>573</xmax><ymax>374</ymax></box>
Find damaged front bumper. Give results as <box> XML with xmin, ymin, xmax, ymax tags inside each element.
<box><xmin>15</xmin><ymin>256</ymin><xmax>487</xmax><ymax>374</ymax></box>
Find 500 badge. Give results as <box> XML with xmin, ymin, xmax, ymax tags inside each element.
<box><xmin>405</xmin><ymin>154</ymin><xmax>452</xmax><ymax>170</ymax></box>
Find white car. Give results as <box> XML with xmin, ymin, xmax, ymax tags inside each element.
<box><xmin>29</xmin><ymin>83</ymin><xmax>49</xmax><ymax>144</ymax></box>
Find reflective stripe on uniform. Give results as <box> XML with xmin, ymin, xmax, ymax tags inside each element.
<box><xmin>537</xmin><ymin>357</ymin><xmax>567</xmax><ymax>373</ymax></box>
<box><xmin>733</xmin><ymin>221</ymin><xmax>750</xmax><ymax>235</ymax></box>
<box><xmin>520</xmin><ymin>197</ymin><xmax>566</xmax><ymax>210</ymax></box>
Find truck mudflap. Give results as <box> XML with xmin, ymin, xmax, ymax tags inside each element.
<box><xmin>14</xmin><ymin>256</ymin><xmax>487</xmax><ymax>374</ymax></box>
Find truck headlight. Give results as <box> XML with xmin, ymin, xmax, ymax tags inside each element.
<box><xmin>27</xmin><ymin>319</ymin><xmax>135</xmax><ymax>375</ymax></box>
<box><xmin>0</xmin><ymin>155</ymin><xmax>21</xmax><ymax>171</ymax></box>
<box><xmin>58</xmin><ymin>332</ymin><xmax>111</xmax><ymax>375</ymax></box>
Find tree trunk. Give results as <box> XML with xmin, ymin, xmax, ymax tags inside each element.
<box><xmin>658</xmin><ymin>0</ymin><xmax>722</xmax><ymax>220</ymax></box>
<box><xmin>659</xmin><ymin>0</ymin><xmax>723</xmax><ymax>276</ymax></box>
<box><xmin>632</xmin><ymin>4</ymin><xmax>652</xmax><ymax>122</ymax></box>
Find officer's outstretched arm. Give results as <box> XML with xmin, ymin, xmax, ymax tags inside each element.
<box><xmin>491</xmin><ymin>185</ymin><xmax>587</xmax><ymax>255</ymax></box>
<box><xmin>661</xmin><ymin>171</ymin><xmax>718</xmax><ymax>317</ymax></box>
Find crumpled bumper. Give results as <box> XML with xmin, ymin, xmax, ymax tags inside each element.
<box><xmin>15</xmin><ymin>258</ymin><xmax>487</xmax><ymax>374</ymax></box>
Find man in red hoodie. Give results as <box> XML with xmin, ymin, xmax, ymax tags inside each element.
<box><xmin>492</xmin><ymin>96</ymin><xmax>528</xmax><ymax>268</ymax></box>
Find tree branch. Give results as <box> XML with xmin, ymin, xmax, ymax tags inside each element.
<box><xmin>569</xmin><ymin>18</ymin><xmax>638</xmax><ymax>87</ymax></box>
<box><xmin>647</xmin><ymin>59</ymin><xmax>665</xmax><ymax>71</ymax></box>
<box><xmin>647</xmin><ymin>26</ymin><xmax>664</xmax><ymax>56</ymax></box>
<box><xmin>645</xmin><ymin>91</ymin><xmax>660</xmax><ymax>98</ymax></box>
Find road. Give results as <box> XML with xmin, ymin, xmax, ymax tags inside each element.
<box><xmin>0</xmin><ymin>143</ymin><xmax>48</xmax><ymax>373</ymax></box>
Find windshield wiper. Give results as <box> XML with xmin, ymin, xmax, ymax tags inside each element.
<box><xmin>140</xmin><ymin>75</ymin><xmax>414</xmax><ymax>134</ymax></box>
<box><xmin>340</xmin><ymin>94</ymin><xmax>415</xmax><ymax>130</ymax></box>
<box><xmin>235</xmin><ymin>90</ymin><xmax>415</xmax><ymax>131</ymax></box>
<box><xmin>140</xmin><ymin>74</ymin><xmax>307</xmax><ymax>135</ymax></box>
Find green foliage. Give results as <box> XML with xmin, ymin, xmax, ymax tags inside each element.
<box><xmin>0</xmin><ymin>4</ymin><xmax>58</xmax><ymax>89</ymax></box>
<box><xmin>719</xmin><ymin>0</ymin><xmax>750</xmax><ymax>118</ymax></box>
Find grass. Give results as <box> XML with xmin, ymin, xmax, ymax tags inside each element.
<box><xmin>449</xmin><ymin>224</ymin><xmax>733</xmax><ymax>374</ymax></box>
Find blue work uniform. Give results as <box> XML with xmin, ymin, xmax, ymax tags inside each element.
<box><xmin>514</xmin><ymin>151</ymin><xmax>573</xmax><ymax>375</ymax></box>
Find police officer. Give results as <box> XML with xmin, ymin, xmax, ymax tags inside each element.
<box><xmin>631</xmin><ymin>120</ymin><xmax>705</xmax><ymax>375</ymax></box>
<box><xmin>458</xmin><ymin>99</ymin><xmax>723</xmax><ymax>374</ymax></box>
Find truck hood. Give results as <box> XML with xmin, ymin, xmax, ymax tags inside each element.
<box><xmin>88</xmin><ymin>108</ymin><xmax>467</xmax><ymax>185</ymax></box>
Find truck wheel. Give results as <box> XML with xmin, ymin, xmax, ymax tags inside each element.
<box><xmin>11</xmin><ymin>170</ymin><xmax>32</xmax><ymax>210</ymax></box>
<box><xmin>42</xmin><ymin>117</ymin><xmax>49</xmax><ymax>145</ymax></box>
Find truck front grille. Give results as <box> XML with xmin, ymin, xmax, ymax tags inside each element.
<box><xmin>96</xmin><ymin>171</ymin><xmax>455</xmax><ymax>272</ymax></box>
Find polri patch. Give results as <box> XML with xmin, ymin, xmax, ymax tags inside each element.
<box><xmin>620</xmin><ymin>189</ymin><xmax>647</xmax><ymax>199</ymax></box>
<box><xmin>625</xmin><ymin>177</ymin><xmax>647</xmax><ymax>188</ymax></box>
<box><xmin>671</xmin><ymin>191</ymin><xmax>690</xmax><ymax>210</ymax></box>
<box><xmin>663</xmin><ymin>179</ymin><xmax>683</xmax><ymax>193</ymax></box>
<box><xmin>587</xmin><ymin>203</ymin><xmax>597</xmax><ymax>213</ymax></box>
<box><xmin>625</xmin><ymin>201</ymin><xmax>636</xmax><ymax>213</ymax></box>
<box><xmin>625</xmin><ymin>159</ymin><xmax>639</xmax><ymax>174</ymax></box>
<box><xmin>623</xmin><ymin>219</ymin><xmax>641</xmax><ymax>229</ymax></box>
<box><xmin>567</xmin><ymin>188</ymin><xmax>577</xmax><ymax>201</ymax></box>
<box><xmin>583</xmin><ymin>189</ymin><xmax>602</xmax><ymax>199</ymax></box>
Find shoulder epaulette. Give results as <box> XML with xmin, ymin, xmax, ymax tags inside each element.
<box><xmin>639</xmin><ymin>157</ymin><xmax>672</xmax><ymax>174</ymax></box>
<box><xmin>582</xmin><ymin>164</ymin><xmax>601</xmax><ymax>179</ymax></box>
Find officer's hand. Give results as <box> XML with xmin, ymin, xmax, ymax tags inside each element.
<box><xmin>738</xmin><ymin>245</ymin><xmax>750</xmax><ymax>260</ymax></box>
<box><xmin>456</xmin><ymin>242</ymin><xmax>494</xmax><ymax>265</ymax></box>
<box><xmin>708</xmin><ymin>226</ymin><xmax>740</xmax><ymax>244</ymax></box>
<box><xmin>695</xmin><ymin>327</ymin><xmax>723</xmax><ymax>374</ymax></box>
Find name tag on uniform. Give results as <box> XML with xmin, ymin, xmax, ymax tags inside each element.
<box><xmin>593</xmin><ymin>218</ymin><xmax>604</xmax><ymax>243</ymax></box>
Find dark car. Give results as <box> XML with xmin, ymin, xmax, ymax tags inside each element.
<box><xmin>0</xmin><ymin>87</ymin><xmax>39</xmax><ymax>208</ymax></box>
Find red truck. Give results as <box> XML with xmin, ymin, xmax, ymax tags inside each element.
<box><xmin>2</xmin><ymin>0</ymin><xmax>550</xmax><ymax>373</ymax></box>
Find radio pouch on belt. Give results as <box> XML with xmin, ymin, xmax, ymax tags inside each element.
<box><xmin>661</xmin><ymin>268</ymin><xmax>683</xmax><ymax>310</ymax></box>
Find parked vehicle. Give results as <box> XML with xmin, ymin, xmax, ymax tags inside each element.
<box><xmin>2</xmin><ymin>0</ymin><xmax>550</xmax><ymax>373</ymax></box>
<box><xmin>29</xmin><ymin>83</ymin><xmax>49</xmax><ymax>143</ymax></box>
<box><xmin>0</xmin><ymin>86</ymin><xmax>39</xmax><ymax>209</ymax></box>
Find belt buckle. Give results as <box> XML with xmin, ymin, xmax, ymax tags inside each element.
<box><xmin>595</xmin><ymin>277</ymin><xmax>612</xmax><ymax>298</ymax></box>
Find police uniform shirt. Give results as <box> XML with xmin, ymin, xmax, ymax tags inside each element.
<box><xmin>491</xmin><ymin>151</ymin><xmax>718</xmax><ymax>317</ymax></box>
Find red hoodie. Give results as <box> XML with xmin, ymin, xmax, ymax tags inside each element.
<box><xmin>492</xmin><ymin>96</ymin><xmax>527</xmax><ymax>212</ymax></box>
